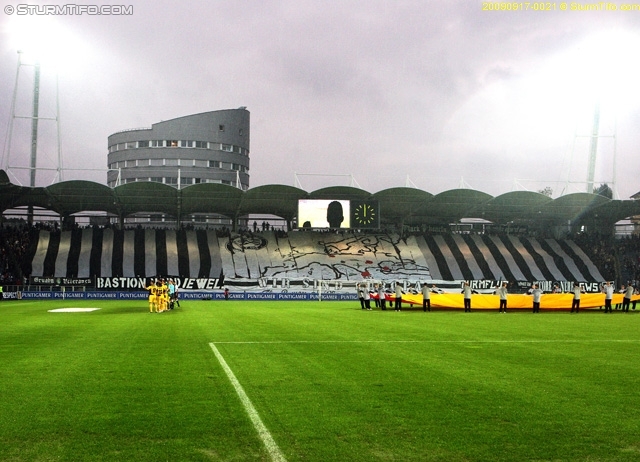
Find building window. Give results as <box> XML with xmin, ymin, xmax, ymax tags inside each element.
<box><xmin>195</xmin><ymin>141</ymin><xmax>206</xmax><ymax>148</ymax></box>
<box><xmin>150</xmin><ymin>177</ymin><xmax>163</xmax><ymax>183</ymax></box>
<box><xmin>168</xmin><ymin>140</ymin><xmax>178</xmax><ymax>147</ymax></box>
<box><xmin>239</xmin><ymin>128</ymin><xmax>243</xmax><ymax>136</ymax></box>
<box><xmin>165</xmin><ymin>177</ymin><xmax>178</xmax><ymax>185</ymax></box>
<box><xmin>181</xmin><ymin>177</ymin><xmax>193</xmax><ymax>186</ymax></box>
<box><xmin>125</xmin><ymin>142</ymin><xmax>136</xmax><ymax>149</ymax></box>
<box><xmin>152</xmin><ymin>140</ymin><xmax>164</xmax><ymax>147</ymax></box>
<box><xmin>219</xmin><ymin>124</ymin><xmax>225</xmax><ymax>132</ymax></box>
<box><xmin>150</xmin><ymin>159</ymin><xmax>163</xmax><ymax>166</ymax></box>
<box><xmin>180</xmin><ymin>140</ymin><xmax>193</xmax><ymax>148</ymax></box>
<box><xmin>165</xmin><ymin>158</ymin><xmax>179</xmax><ymax>167</ymax></box>
<box><xmin>125</xmin><ymin>160</ymin><xmax>137</xmax><ymax>167</ymax></box>
<box><xmin>209</xmin><ymin>160</ymin><xmax>221</xmax><ymax>168</ymax></box>
<box><xmin>221</xmin><ymin>144</ymin><xmax>233</xmax><ymax>152</ymax></box>
<box><xmin>138</xmin><ymin>141</ymin><xmax>150</xmax><ymax>148</ymax></box>
<box><xmin>137</xmin><ymin>159</ymin><xmax>149</xmax><ymax>167</ymax></box>
<box><xmin>194</xmin><ymin>178</ymin><xmax>201</xmax><ymax>184</ymax></box>
<box><xmin>233</xmin><ymin>164</ymin><xmax>247</xmax><ymax>173</ymax></box>
<box><xmin>194</xmin><ymin>160</ymin><xmax>207</xmax><ymax>168</ymax></box>
<box><xmin>117</xmin><ymin>143</ymin><xmax>125</xmax><ymax>151</ymax></box>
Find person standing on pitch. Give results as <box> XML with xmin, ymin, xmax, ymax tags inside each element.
<box><xmin>357</xmin><ymin>283</ymin><xmax>366</xmax><ymax>310</ymax></box>
<box><xmin>378</xmin><ymin>284</ymin><xmax>387</xmax><ymax>310</ymax></box>
<box><xmin>145</xmin><ymin>278</ymin><xmax>158</xmax><ymax>313</ymax></box>
<box><xmin>603</xmin><ymin>281</ymin><xmax>614</xmax><ymax>313</ymax></box>
<box><xmin>373</xmin><ymin>284</ymin><xmax>381</xmax><ymax>309</ymax></box>
<box><xmin>496</xmin><ymin>282</ymin><xmax>508</xmax><ymax>313</ymax></box>
<box><xmin>570</xmin><ymin>282</ymin><xmax>584</xmax><ymax>313</ymax></box>
<box><xmin>462</xmin><ymin>281</ymin><xmax>472</xmax><ymax>312</ymax></box>
<box><xmin>622</xmin><ymin>283</ymin><xmax>634</xmax><ymax>312</ymax></box>
<box><xmin>529</xmin><ymin>284</ymin><xmax>543</xmax><ymax>313</ymax></box>
<box><xmin>421</xmin><ymin>282</ymin><xmax>431</xmax><ymax>312</ymax></box>
<box><xmin>394</xmin><ymin>281</ymin><xmax>403</xmax><ymax>311</ymax></box>
<box><xmin>364</xmin><ymin>284</ymin><xmax>371</xmax><ymax>310</ymax></box>
<box><xmin>167</xmin><ymin>279</ymin><xmax>176</xmax><ymax>310</ymax></box>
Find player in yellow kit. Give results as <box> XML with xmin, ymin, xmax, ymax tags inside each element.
<box><xmin>145</xmin><ymin>278</ymin><xmax>159</xmax><ymax>313</ymax></box>
<box><xmin>158</xmin><ymin>279</ymin><xmax>169</xmax><ymax>312</ymax></box>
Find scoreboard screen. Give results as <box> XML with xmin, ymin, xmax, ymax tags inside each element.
<box><xmin>297</xmin><ymin>200</ymin><xmax>379</xmax><ymax>229</ymax></box>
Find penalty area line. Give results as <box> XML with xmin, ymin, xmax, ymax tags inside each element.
<box><xmin>208</xmin><ymin>342</ymin><xmax>287</xmax><ymax>462</ymax></box>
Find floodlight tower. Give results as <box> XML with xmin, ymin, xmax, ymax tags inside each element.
<box><xmin>3</xmin><ymin>51</ymin><xmax>63</xmax><ymax>187</ymax></box>
<box><xmin>29</xmin><ymin>59</ymin><xmax>41</xmax><ymax>188</ymax></box>
<box><xmin>2</xmin><ymin>51</ymin><xmax>63</xmax><ymax>223</ymax></box>
<box><xmin>586</xmin><ymin>102</ymin><xmax>600</xmax><ymax>194</ymax></box>
<box><xmin>564</xmin><ymin>102</ymin><xmax>617</xmax><ymax>198</ymax></box>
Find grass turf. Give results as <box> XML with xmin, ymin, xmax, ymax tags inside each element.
<box><xmin>1</xmin><ymin>300</ymin><xmax>639</xmax><ymax>461</ymax></box>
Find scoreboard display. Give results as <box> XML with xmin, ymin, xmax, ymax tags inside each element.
<box><xmin>297</xmin><ymin>200</ymin><xmax>379</xmax><ymax>229</ymax></box>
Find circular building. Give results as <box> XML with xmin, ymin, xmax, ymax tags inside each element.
<box><xmin>107</xmin><ymin>108</ymin><xmax>250</xmax><ymax>190</ymax></box>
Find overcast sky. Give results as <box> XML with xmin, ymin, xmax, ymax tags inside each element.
<box><xmin>1</xmin><ymin>0</ymin><xmax>639</xmax><ymax>199</ymax></box>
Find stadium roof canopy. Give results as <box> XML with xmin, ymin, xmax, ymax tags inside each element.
<box><xmin>1</xmin><ymin>170</ymin><xmax>639</xmax><ymax>228</ymax></box>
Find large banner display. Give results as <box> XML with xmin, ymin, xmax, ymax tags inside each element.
<box><xmin>30</xmin><ymin>276</ymin><xmax>93</xmax><ymax>286</ymax></box>
<box><xmin>29</xmin><ymin>229</ymin><xmax>606</xmax><ymax>285</ymax></box>
<box><xmin>92</xmin><ymin>277</ymin><xmax>608</xmax><ymax>294</ymax></box>
<box><xmin>95</xmin><ymin>277</ymin><xmax>223</xmax><ymax>290</ymax></box>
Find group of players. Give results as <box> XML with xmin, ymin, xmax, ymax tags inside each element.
<box><xmin>145</xmin><ymin>278</ymin><xmax>180</xmax><ymax>313</ymax></box>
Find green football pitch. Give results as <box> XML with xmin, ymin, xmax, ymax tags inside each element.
<box><xmin>1</xmin><ymin>299</ymin><xmax>639</xmax><ymax>461</ymax></box>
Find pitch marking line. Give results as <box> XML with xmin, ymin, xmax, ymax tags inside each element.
<box><xmin>212</xmin><ymin>339</ymin><xmax>640</xmax><ymax>344</ymax></box>
<box><xmin>209</xmin><ymin>342</ymin><xmax>287</xmax><ymax>462</ymax></box>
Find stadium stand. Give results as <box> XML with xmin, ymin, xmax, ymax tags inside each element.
<box><xmin>1</xmin><ymin>169</ymin><xmax>639</xmax><ymax>290</ymax></box>
<box><xmin>13</xmin><ymin>227</ymin><xmax>610</xmax><ymax>284</ymax></box>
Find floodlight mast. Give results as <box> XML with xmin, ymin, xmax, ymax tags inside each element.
<box><xmin>3</xmin><ymin>50</ymin><xmax>64</xmax><ymax>223</ymax></box>
<box><xmin>563</xmin><ymin>101</ymin><xmax>617</xmax><ymax>198</ymax></box>
<box><xmin>586</xmin><ymin>102</ymin><xmax>600</xmax><ymax>194</ymax></box>
<box><xmin>30</xmin><ymin>60</ymin><xmax>41</xmax><ymax>189</ymax></box>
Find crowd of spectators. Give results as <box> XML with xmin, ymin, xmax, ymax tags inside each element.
<box><xmin>571</xmin><ymin>232</ymin><xmax>618</xmax><ymax>282</ymax></box>
<box><xmin>616</xmin><ymin>234</ymin><xmax>640</xmax><ymax>287</ymax></box>
<box><xmin>0</xmin><ymin>224</ymin><xmax>39</xmax><ymax>285</ymax></box>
